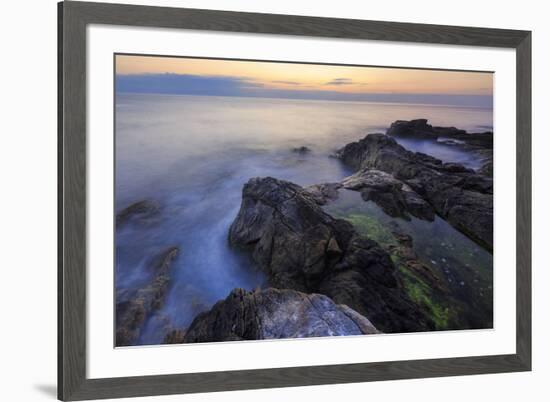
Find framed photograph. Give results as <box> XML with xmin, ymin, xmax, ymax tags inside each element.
<box><xmin>58</xmin><ymin>1</ymin><xmax>531</xmax><ymax>400</ymax></box>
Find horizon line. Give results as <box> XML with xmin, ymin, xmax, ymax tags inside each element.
<box><xmin>115</xmin><ymin>90</ymin><xmax>494</xmax><ymax>110</ymax></box>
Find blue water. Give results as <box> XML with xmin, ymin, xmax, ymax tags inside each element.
<box><xmin>115</xmin><ymin>94</ymin><xmax>493</xmax><ymax>344</ymax></box>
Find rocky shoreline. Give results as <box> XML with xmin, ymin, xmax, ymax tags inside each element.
<box><xmin>115</xmin><ymin>119</ymin><xmax>494</xmax><ymax>346</ymax></box>
<box><xmin>335</xmin><ymin>133</ymin><xmax>493</xmax><ymax>251</ymax></box>
<box><xmin>387</xmin><ymin>119</ymin><xmax>493</xmax><ymax>177</ymax></box>
<box><xmin>228</xmin><ymin>176</ymin><xmax>434</xmax><ymax>333</ymax></box>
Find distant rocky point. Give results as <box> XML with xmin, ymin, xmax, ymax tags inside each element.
<box><xmin>335</xmin><ymin>133</ymin><xmax>493</xmax><ymax>251</ymax></box>
<box><xmin>387</xmin><ymin>119</ymin><xmax>493</xmax><ymax>177</ymax></box>
<box><xmin>291</xmin><ymin>146</ymin><xmax>312</xmax><ymax>155</ymax></box>
<box><xmin>387</xmin><ymin>118</ymin><xmax>492</xmax><ymax>146</ymax></box>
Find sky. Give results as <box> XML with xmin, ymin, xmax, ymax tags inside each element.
<box><xmin>115</xmin><ymin>55</ymin><xmax>493</xmax><ymax>107</ymax></box>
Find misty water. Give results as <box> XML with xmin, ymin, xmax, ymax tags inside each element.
<box><xmin>115</xmin><ymin>94</ymin><xmax>493</xmax><ymax>345</ymax></box>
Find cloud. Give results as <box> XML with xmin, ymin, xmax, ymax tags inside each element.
<box><xmin>116</xmin><ymin>73</ymin><xmax>263</xmax><ymax>96</ymax></box>
<box><xmin>325</xmin><ymin>78</ymin><xmax>354</xmax><ymax>86</ymax></box>
<box><xmin>116</xmin><ymin>73</ymin><xmax>492</xmax><ymax>108</ymax></box>
<box><xmin>271</xmin><ymin>80</ymin><xmax>302</xmax><ymax>86</ymax></box>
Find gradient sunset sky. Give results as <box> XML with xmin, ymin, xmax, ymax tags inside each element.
<box><xmin>116</xmin><ymin>55</ymin><xmax>493</xmax><ymax>107</ymax></box>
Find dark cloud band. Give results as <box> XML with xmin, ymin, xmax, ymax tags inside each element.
<box><xmin>116</xmin><ymin>73</ymin><xmax>492</xmax><ymax>108</ymax></box>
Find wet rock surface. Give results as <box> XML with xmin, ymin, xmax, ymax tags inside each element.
<box><xmin>116</xmin><ymin>199</ymin><xmax>160</xmax><ymax>227</ymax></box>
<box><xmin>182</xmin><ymin>288</ymin><xmax>379</xmax><ymax>343</ymax></box>
<box><xmin>115</xmin><ymin>246</ymin><xmax>179</xmax><ymax>346</ymax></box>
<box><xmin>321</xmin><ymin>185</ymin><xmax>493</xmax><ymax>331</ymax></box>
<box><xmin>336</xmin><ymin>134</ymin><xmax>493</xmax><ymax>251</ymax></box>
<box><xmin>228</xmin><ymin>177</ymin><xmax>434</xmax><ymax>333</ymax></box>
<box><xmin>387</xmin><ymin>119</ymin><xmax>441</xmax><ymax>139</ymax></box>
<box><xmin>341</xmin><ymin>169</ymin><xmax>435</xmax><ymax>221</ymax></box>
<box><xmin>305</xmin><ymin>182</ymin><xmax>343</xmax><ymax>205</ymax></box>
<box><xmin>384</xmin><ymin>224</ymin><xmax>490</xmax><ymax>330</ymax></box>
<box><xmin>386</xmin><ymin>226</ymin><xmax>447</xmax><ymax>295</ymax></box>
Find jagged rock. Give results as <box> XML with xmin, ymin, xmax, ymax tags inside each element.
<box><xmin>341</xmin><ymin>169</ymin><xmax>435</xmax><ymax>221</ymax></box>
<box><xmin>183</xmin><ymin>288</ymin><xmax>379</xmax><ymax>342</ymax></box>
<box><xmin>116</xmin><ymin>199</ymin><xmax>159</xmax><ymax>227</ymax></box>
<box><xmin>115</xmin><ymin>247</ymin><xmax>179</xmax><ymax>346</ymax></box>
<box><xmin>229</xmin><ymin>177</ymin><xmax>346</xmax><ymax>292</ymax></box>
<box><xmin>336</xmin><ymin>134</ymin><xmax>493</xmax><ymax>251</ymax></box>
<box><xmin>229</xmin><ymin>177</ymin><xmax>434</xmax><ymax>333</ymax></box>
<box><xmin>387</xmin><ymin>119</ymin><xmax>441</xmax><ymax>139</ymax></box>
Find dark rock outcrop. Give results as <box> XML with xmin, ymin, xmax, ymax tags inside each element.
<box><xmin>336</xmin><ymin>134</ymin><xmax>493</xmax><ymax>251</ymax></box>
<box><xmin>448</xmin><ymin>132</ymin><xmax>493</xmax><ymax>149</ymax></box>
<box><xmin>292</xmin><ymin>146</ymin><xmax>312</xmax><ymax>155</ymax></box>
<box><xmin>115</xmin><ymin>247</ymin><xmax>179</xmax><ymax>346</ymax></box>
<box><xmin>229</xmin><ymin>177</ymin><xmax>434</xmax><ymax>333</ymax></box>
<box><xmin>183</xmin><ymin>288</ymin><xmax>379</xmax><ymax>343</ymax></box>
<box><xmin>387</xmin><ymin>119</ymin><xmax>492</xmax><ymax>148</ymax></box>
<box><xmin>116</xmin><ymin>200</ymin><xmax>159</xmax><ymax>227</ymax></box>
<box><xmin>387</xmin><ymin>119</ymin><xmax>441</xmax><ymax>139</ymax></box>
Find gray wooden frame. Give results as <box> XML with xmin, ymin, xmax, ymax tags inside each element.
<box><xmin>58</xmin><ymin>1</ymin><xmax>532</xmax><ymax>400</ymax></box>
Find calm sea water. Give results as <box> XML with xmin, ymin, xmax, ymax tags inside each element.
<box><xmin>115</xmin><ymin>94</ymin><xmax>493</xmax><ymax>344</ymax></box>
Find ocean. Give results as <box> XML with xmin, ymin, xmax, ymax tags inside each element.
<box><xmin>115</xmin><ymin>93</ymin><xmax>493</xmax><ymax>345</ymax></box>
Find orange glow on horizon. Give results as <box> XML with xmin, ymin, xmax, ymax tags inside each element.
<box><xmin>116</xmin><ymin>54</ymin><xmax>493</xmax><ymax>96</ymax></box>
